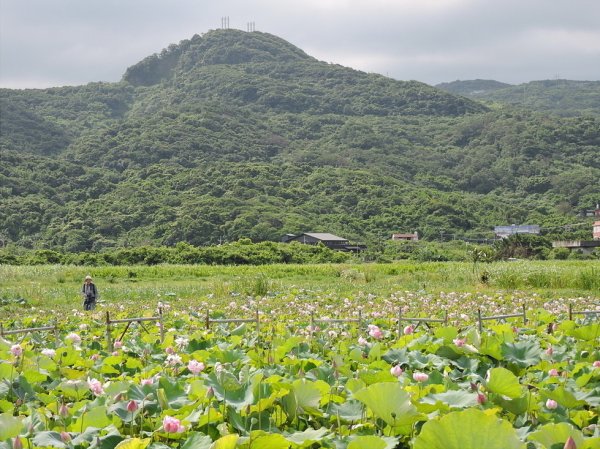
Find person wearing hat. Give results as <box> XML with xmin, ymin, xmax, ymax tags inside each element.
<box><xmin>81</xmin><ymin>275</ymin><xmax>99</xmax><ymax>310</ymax></box>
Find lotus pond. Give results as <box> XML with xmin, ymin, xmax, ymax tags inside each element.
<box><xmin>1</xmin><ymin>262</ymin><xmax>599</xmax><ymax>448</ymax></box>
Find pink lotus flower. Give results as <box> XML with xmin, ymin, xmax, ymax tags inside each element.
<box><xmin>166</xmin><ymin>354</ymin><xmax>182</xmax><ymax>366</ymax></box>
<box><xmin>163</xmin><ymin>416</ymin><xmax>185</xmax><ymax>433</ymax></box>
<box><xmin>65</xmin><ymin>333</ymin><xmax>81</xmax><ymax>345</ymax></box>
<box><xmin>87</xmin><ymin>377</ymin><xmax>104</xmax><ymax>396</ymax></box>
<box><xmin>453</xmin><ymin>338</ymin><xmax>465</xmax><ymax>347</ymax></box>
<box><xmin>140</xmin><ymin>378</ymin><xmax>153</xmax><ymax>386</ymax></box>
<box><xmin>60</xmin><ymin>431</ymin><xmax>71</xmax><ymax>443</ymax></box>
<box><xmin>175</xmin><ymin>337</ymin><xmax>189</xmax><ymax>348</ymax></box>
<box><xmin>403</xmin><ymin>325</ymin><xmax>414</xmax><ymax>335</ymax></box>
<box><xmin>545</xmin><ymin>346</ymin><xmax>553</xmax><ymax>356</ymax></box>
<box><xmin>413</xmin><ymin>372</ymin><xmax>429</xmax><ymax>383</ymax></box>
<box><xmin>187</xmin><ymin>360</ymin><xmax>205</xmax><ymax>375</ymax></box>
<box><xmin>90</xmin><ymin>353</ymin><xmax>100</xmax><ymax>361</ymax></box>
<box><xmin>477</xmin><ymin>393</ymin><xmax>487</xmax><ymax>404</ymax></box>
<box><xmin>546</xmin><ymin>399</ymin><xmax>558</xmax><ymax>409</ymax></box>
<box><xmin>113</xmin><ymin>340</ymin><xmax>123</xmax><ymax>349</ymax></box>
<box><xmin>10</xmin><ymin>344</ymin><xmax>23</xmax><ymax>357</ymax></box>
<box><xmin>368</xmin><ymin>325</ymin><xmax>383</xmax><ymax>339</ymax></box>
<box><xmin>127</xmin><ymin>400</ymin><xmax>139</xmax><ymax>412</ymax></box>
<box><xmin>548</xmin><ymin>369</ymin><xmax>559</xmax><ymax>377</ymax></box>
<box><xmin>358</xmin><ymin>336</ymin><xmax>368</xmax><ymax>346</ymax></box>
<box><xmin>593</xmin><ymin>361</ymin><xmax>600</xmax><ymax>368</ymax></box>
<box><xmin>390</xmin><ymin>365</ymin><xmax>403</xmax><ymax>377</ymax></box>
<box><xmin>41</xmin><ymin>348</ymin><xmax>56</xmax><ymax>357</ymax></box>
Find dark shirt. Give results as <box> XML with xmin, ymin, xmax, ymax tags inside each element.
<box><xmin>82</xmin><ymin>283</ymin><xmax>97</xmax><ymax>300</ymax></box>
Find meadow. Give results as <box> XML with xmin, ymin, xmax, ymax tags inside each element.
<box><xmin>1</xmin><ymin>261</ymin><xmax>599</xmax><ymax>448</ymax></box>
<box><xmin>1</xmin><ymin>260</ymin><xmax>599</xmax><ymax>319</ymax></box>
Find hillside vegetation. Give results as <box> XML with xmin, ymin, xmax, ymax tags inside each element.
<box><xmin>1</xmin><ymin>29</ymin><xmax>599</xmax><ymax>252</ymax></box>
<box><xmin>437</xmin><ymin>79</ymin><xmax>600</xmax><ymax>117</ymax></box>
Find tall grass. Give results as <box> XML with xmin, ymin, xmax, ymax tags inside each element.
<box><xmin>0</xmin><ymin>261</ymin><xmax>597</xmax><ymax>317</ymax></box>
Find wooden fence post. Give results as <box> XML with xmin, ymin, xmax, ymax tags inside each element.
<box><xmin>54</xmin><ymin>320</ymin><xmax>60</xmax><ymax>346</ymax></box>
<box><xmin>522</xmin><ymin>304</ymin><xmax>527</xmax><ymax>325</ymax></box>
<box><xmin>158</xmin><ymin>307</ymin><xmax>165</xmax><ymax>343</ymax></box>
<box><xmin>105</xmin><ymin>311</ymin><xmax>113</xmax><ymax>352</ymax></box>
<box><xmin>397</xmin><ymin>307</ymin><xmax>402</xmax><ymax>336</ymax></box>
<box><xmin>568</xmin><ymin>303</ymin><xmax>573</xmax><ymax>321</ymax></box>
<box><xmin>205</xmin><ymin>310</ymin><xmax>210</xmax><ymax>330</ymax></box>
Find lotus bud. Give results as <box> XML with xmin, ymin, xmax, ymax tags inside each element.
<box><xmin>390</xmin><ymin>365</ymin><xmax>403</xmax><ymax>377</ymax></box>
<box><xmin>564</xmin><ymin>436</ymin><xmax>576</xmax><ymax>449</ymax></box>
<box><xmin>546</xmin><ymin>399</ymin><xmax>558</xmax><ymax>409</ymax></box>
<box><xmin>548</xmin><ymin>369</ymin><xmax>559</xmax><ymax>377</ymax></box>
<box><xmin>206</xmin><ymin>386</ymin><xmax>215</xmax><ymax>399</ymax></box>
<box><xmin>593</xmin><ymin>361</ymin><xmax>600</xmax><ymax>368</ymax></box>
<box><xmin>60</xmin><ymin>431</ymin><xmax>71</xmax><ymax>443</ymax></box>
<box><xmin>413</xmin><ymin>372</ymin><xmax>428</xmax><ymax>383</ymax></box>
<box><xmin>477</xmin><ymin>393</ymin><xmax>486</xmax><ymax>404</ymax></box>
<box><xmin>59</xmin><ymin>403</ymin><xmax>69</xmax><ymax>418</ymax></box>
<box><xmin>127</xmin><ymin>400</ymin><xmax>138</xmax><ymax>412</ymax></box>
<box><xmin>545</xmin><ymin>346</ymin><xmax>553</xmax><ymax>356</ymax></box>
<box><xmin>13</xmin><ymin>437</ymin><xmax>23</xmax><ymax>449</ymax></box>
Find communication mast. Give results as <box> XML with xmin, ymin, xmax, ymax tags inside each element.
<box><xmin>221</xmin><ymin>16</ymin><xmax>230</xmax><ymax>29</ymax></box>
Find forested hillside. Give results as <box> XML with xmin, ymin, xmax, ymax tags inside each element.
<box><xmin>437</xmin><ymin>79</ymin><xmax>600</xmax><ymax>117</ymax></box>
<box><xmin>1</xmin><ymin>29</ymin><xmax>599</xmax><ymax>252</ymax></box>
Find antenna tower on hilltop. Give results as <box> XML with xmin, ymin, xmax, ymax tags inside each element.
<box><xmin>247</xmin><ymin>21</ymin><xmax>255</xmax><ymax>32</ymax></box>
<box><xmin>221</xmin><ymin>16</ymin><xmax>230</xmax><ymax>29</ymax></box>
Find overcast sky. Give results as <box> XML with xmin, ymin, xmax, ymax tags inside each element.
<box><xmin>1</xmin><ymin>0</ymin><xmax>599</xmax><ymax>89</ymax></box>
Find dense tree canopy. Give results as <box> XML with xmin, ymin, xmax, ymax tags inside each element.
<box><xmin>1</xmin><ymin>30</ymin><xmax>598</xmax><ymax>252</ymax></box>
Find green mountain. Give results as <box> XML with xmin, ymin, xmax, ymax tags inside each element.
<box><xmin>436</xmin><ymin>79</ymin><xmax>600</xmax><ymax>117</ymax></box>
<box><xmin>435</xmin><ymin>79</ymin><xmax>512</xmax><ymax>96</ymax></box>
<box><xmin>1</xmin><ymin>30</ymin><xmax>598</xmax><ymax>252</ymax></box>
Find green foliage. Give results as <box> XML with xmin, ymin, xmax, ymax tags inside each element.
<box><xmin>0</xmin><ymin>30</ymin><xmax>598</xmax><ymax>252</ymax></box>
<box><xmin>493</xmin><ymin>234</ymin><xmax>552</xmax><ymax>260</ymax></box>
<box><xmin>437</xmin><ymin>79</ymin><xmax>600</xmax><ymax>117</ymax></box>
<box><xmin>0</xmin><ymin>240</ymin><xmax>350</xmax><ymax>266</ymax></box>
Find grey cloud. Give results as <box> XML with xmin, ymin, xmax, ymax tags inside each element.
<box><xmin>1</xmin><ymin>0</ymin><xmax>598</xmax><ymax>88</ymax></box>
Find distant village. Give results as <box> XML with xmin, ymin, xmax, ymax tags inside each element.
<box><xmin>281</xmin><ymin>205</ymin><xmax>600</xmax><ymax>255</ymax></box>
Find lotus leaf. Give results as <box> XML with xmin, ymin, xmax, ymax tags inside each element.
<box><xmin>486</xmin><ymin>367</ymin><xmax>523</xmax><ymax>398</ymax></box>
<box><xmin>501</xmin><ymin>340</ymin><xmax>542</xmax><ymax>367</ymax></box>
<box><xmin>412</xmin><ymin>409</ymin><xmax>524</xmax><ymax>449</ymax></box>
<box><xmin>0</xmin><ymin>413</ymin><xmax>22</xmax><ymax>440</ymax></box>
<box><xmin>527</xmin><ymin>422</ymin><xmax>586</xmax><ymax>448</ymax></box>
<box><xmin>353</xmin><ymin>382</ymin><xmax>419</xmax><ymax>430</ymax></box>
<box><xmin>347</xmin><ymin>435</ymin><xmax>398</xmax><ymax>449</ymax></box>
<box><xmin>114</xmin><ymin>438</ymin><xmax>151</xmax><ymax>449</ymax></box>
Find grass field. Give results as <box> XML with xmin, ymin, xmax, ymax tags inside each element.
<box><xmin>1</xmin><ymin>260</ymin><xmax>598</xmax><ymax>327</ymax></box>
